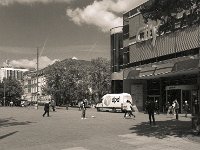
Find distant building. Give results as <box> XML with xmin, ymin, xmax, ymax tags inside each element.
<box><xmin>0</xmin><ymin>60</ymin><xmax>28</xmax><ymax>81</ymax></box>
<box><xmin>23</xmin><ymin>70</ymin><xmax>49</xmax><ymax>103</ymax></box>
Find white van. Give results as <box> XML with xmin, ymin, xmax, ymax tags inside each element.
<box><xmin>96</xmin><ymin>93</ymin><xmax>138</xmax><ymax>112</ymax></box>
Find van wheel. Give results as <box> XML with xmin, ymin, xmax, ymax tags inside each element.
<box><xmin>97</xmin><ymin>108</ymin><xmax>100</xmax><ymax>112</ymax></box>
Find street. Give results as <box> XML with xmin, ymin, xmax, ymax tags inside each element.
<box><xmin>0</xmin><ymin>107</ymin><xmax>200</xmax><ymax>150</ymax></box>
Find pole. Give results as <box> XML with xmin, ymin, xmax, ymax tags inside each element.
<box><xmin>36</xmin><ymin>47</ymin><xmax>39</xmax><ymax>109</ymax></box>
<box><xmin>3</xmin><ymin>80</ymin><xmax>6</xmax><ymax>106</ymax></box>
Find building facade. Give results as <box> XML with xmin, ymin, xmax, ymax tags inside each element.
<box><xmin>110</xmin><ymin>26</ymin><xmax>123</xmax><ymax>93</ymax></box>
<box><xmin>111</xmin><ymin>1</ymin><xmax>200</xmax><ymax>115</ymax></box>
<box><xmin>0</xmin><ymin>67</ymin><xmax>28</xmax><ymax>81</ymax></box>
<box><xmin>23</xmin><ymin>70</ymin><xmax>50</xmax><ymax>103</ymax></box>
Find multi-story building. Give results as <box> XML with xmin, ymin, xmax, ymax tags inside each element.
<box><xmin>0</xmin><ymin>67</ymin><xmax>28</xmax><ymax>81</ymax></box>
<box><xmin>111</xmin><ymin>0</ymin><xmax>200</xmax><ymax>114</ymax></box>
<box><xmin>23</xmin><ymin>70</ymin><xmax>49</xmax><ymax>103</ymax></box>
<box><xmin>110</xmin><ymin>26</ymin><xmax>123</xmax><ymax>93</ymax></box>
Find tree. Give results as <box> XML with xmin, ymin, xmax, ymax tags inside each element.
<box><xmin>140</xmin><ymin>0</ymin><xmax>200</xmax><ymax>34</ymax></box>
<box><xmin>44</xmin><ymin>59</ymin><xmax>91</xmax><ymax>106</ymax></box>
<box><xmin>43</xmin><ymin>57</ymin><xmax>111</xmax><ymax>106</ymax></box>
<box><xmin>90</xmin><ymin>58</ymin><xmax>111</xmax><ymax>103</ymax></box>
<box><xmin>0</xmin><ymin>77</ymin><xmax>23</xmax><ymax>106</ymax></box>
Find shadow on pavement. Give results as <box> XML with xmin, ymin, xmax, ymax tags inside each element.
<box><xmin>130</xmin><ymin>119</ymin><xmax>192</xmax><ymax>139</ymax></box>
<box><xmin>0</xmin><ymin>117</ymin><xmax>34</xmax><ymax>128</ymax></box>
<box><xmin>0</xmin><ymin>131</ymin><xmax>18</xmax><ymax>140</ymax></box>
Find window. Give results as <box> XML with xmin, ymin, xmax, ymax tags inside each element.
<box><xmin>123</xmin><ymin>25</ymin><xmax>129</xmax><ymax>39</ymax></box>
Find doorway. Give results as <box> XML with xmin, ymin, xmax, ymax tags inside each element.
<box><xmin>166</xmin><ymin>89</ymin><xmax>182</xmax><ymax>112</ymax></box>
<box><xmin>166</xmin><ymin>85</ymin><xmax>198</xmax><ymax>113</ymax></box>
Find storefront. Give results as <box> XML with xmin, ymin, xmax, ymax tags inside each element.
<box><xmin>123</xmin><ymin>58</ymin><xmax>200</xmax><ymax>113</ymax></box>
<box><xmin>166</xmin><ymin>85</ymin><xmax>198</xmax><ymax>113</ymax></box>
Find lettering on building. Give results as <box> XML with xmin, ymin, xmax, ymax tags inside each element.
<box><xmin>136</xmin><ymin>20</ymin><xmax>161</xmax><ymax>47</ymax></box>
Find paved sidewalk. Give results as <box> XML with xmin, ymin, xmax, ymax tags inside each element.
<box><xmin>0</xmin><ymin>107</ymin><xmax>199</xmax><ymax>150</ymax></box>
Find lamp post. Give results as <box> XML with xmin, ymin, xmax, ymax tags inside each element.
<box><xmin>3</xmin><ymin>80</ymin><xmax>6</xmax><ymax>106</ymax></box>
<box><xmin>36</xmin><ymin>47</ymin><xmax>39</xmax><ymax>109</ymax></box>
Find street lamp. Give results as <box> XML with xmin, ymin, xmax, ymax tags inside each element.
<box><xmin>3</xmin><ymin>80</ymin><xmax>6</xmax><ymax>106</ymax></box>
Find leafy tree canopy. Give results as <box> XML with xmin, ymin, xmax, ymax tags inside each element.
<box><xmin>140</xmin><ymin>0</ymin><xmax>200</xmax><ymax>33</ymax></box>
<box><xmin>43</xmin><ymin>58</ymin><xmax>111</xmax><ymax>106</ymax></box>
<box><xmin>0</xmin><ymin>78</ymin><xmax>23</xmax><ymax>105</ymax></box>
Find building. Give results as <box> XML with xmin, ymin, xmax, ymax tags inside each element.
<box><xmin>110</xmin><ymin>26</ymin><xmax>123</xmax><ymax>93</ymax></box>
<box><xmin>23</xmin><ymin>70</ymin><xmax>49</xmax><ymax>103</ymax></box>
<box><xmin>0</xmin><ymin>62</ymin><xmax>28</xmax><ymax>82</ymax></box>
<box><xmin>111</xmin><ymin>0</ymin><xmax>200</xmax><ymax>115</ymax></box>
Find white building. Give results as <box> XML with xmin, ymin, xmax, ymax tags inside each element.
<box><xmin>0</xmin><ymin>67</ymin><xmax>28</xmax><ymax>82</ymax></box>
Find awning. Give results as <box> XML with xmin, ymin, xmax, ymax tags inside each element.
<box><xmin>126</xmin><ymin>70</ymin><xmax>140</xmax><ymax>79</ymax></box>
<box><xmin>172</xmin><ymin>59</ymin><xmax>199</xmax><ymax>72</ymax></box>
<box><xmin>139</xmin><ymin>66</ymin><xmax>156</xmax><ymax>77</ymax></box>
<box><xmin>154</xmin><ymin>63</ymin><xmax>174</xmax><ymax>76</ymax></box>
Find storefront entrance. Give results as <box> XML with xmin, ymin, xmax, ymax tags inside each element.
<box><xmin>166</xmin><ymin>85</ymin><xmax>198</xmax><ymax>113</ymax></box>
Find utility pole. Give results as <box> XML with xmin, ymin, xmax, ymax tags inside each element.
<box><xmin>36</xmin><ymin>47</ymin><xmax>39</xmax><ymax>109</ymax></box>
<box><xmin>3</xmin><ymin>79</ymin><xmax>6</xmax><ymax>106</ymax></box>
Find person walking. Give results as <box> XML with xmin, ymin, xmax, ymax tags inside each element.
<box><xmin>172</xmin><ymin>100</ymin><xmax>176</xmax><ymax>115</ymax></box>
<box><xmin>174</xmin><ymin>99</ymin><xmax>179</xmax><ymax>120</ymax></box>
<box><xmin>166</xmin><ymin>101</ymin><xmax>172</xmax><ymax>115</ymax></box>
<box><xmin>146</xmin><ymin>99</ymin><xmax>156</xmax><ymax>125</ymax></box>
<box><xmin>51</xmin><ymin>99</ymin><xmax>56</xmax><ymax>111</ymax></box>
<box><xmin>43</xmin><ymin>102</ymin><xmax>50</xmax><ymax>117</ymax></box>
<box><xmin>81</xmin><ymin>99</ymin><xmax>87</xmax><ymax>119</ymax></box>
<box><xmin>183</xmin><ymin>101</ymin><xmax>189</xmax><ymax>117</ymax></box>
<box><xmin>124</xmin><ymin>100</ymin><xmax>135</xmax><ymax>118</ymax></box>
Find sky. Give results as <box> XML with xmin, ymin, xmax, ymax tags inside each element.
<box><xmin>0</xmin><ymin>0</ymin><xmax>147</xmax><ymax>69</ymax></box>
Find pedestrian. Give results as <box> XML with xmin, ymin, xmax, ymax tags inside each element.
<box><xmin>10</xmin><ymin>101</ymin><xmax>13</xmax><ymax>107</ymax></box>
<box><xmin>124</xmin><ymin>100</ymin><xmax>135</xmax><ymax>118</ymax></box>
<box><xmin>66</xmin><ymin>102</ymin><xmax>69</xmax><ymax>110</ymax></box>
<box><xmin>174</xmin><ymin>99</ymin><xmax>179</xmax><ymax>120</ymax></box>
<box><xmin>146</xmin><ymin>99</ymin><xmax>156</xmax><ymax>125</ymax></box>
<box><xmin>155</xmin><ymin>100</ymin><xmax>159</xmax><ymax>115</ymax></box>
<box><xmin>172</xmin><ymin>100</ymin><xmax>176</xmax><ymax>115</ymax></box>
<box><xmin>183</xmin><ymin>101</ymin><xmax>189</xmax><ymax>117</ymax></box>
<box><xmin>194</xmin><ymin>99</ymin><xmax>199</xmax><ymax>115</ymax></box>
<box><xmin>195</xmin><ymin>113</ymin><xmax>200</xmax><ymax>135</ymax></box>
<box><xmin>144</xmin><ymin>101</ymin><xmax>148</xmax><ymax>114</ymax></box>
<box><xmin>122</xmin><ymin>102</ymin><xmax>127</xmax><ymax>118</ymax></box>
<box><xmin>43</xmin><ymin>102</ymin><xmax>50</xmax><ymax>117</ymax></box>
<box><xmin>81</xmin><ymin>99</ymin><xmax>87</xmax><ymax>119</ymax></box>
<box><xmin>166</xmin><ymin>101</ymin><xmax>171</xmax><ymax>115</ymax></box>
<box><xmin>51</xmin><ymin>99</ymin><xmax>56</xmax><ymax>111</ymax></box>
<box><xmin>78</xmin><ymin>101</ymin><xmax>82</xmax><ymax>111</ymax></box>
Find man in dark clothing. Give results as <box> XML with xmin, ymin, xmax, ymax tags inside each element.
<box><xmin>81</xmin><ymin>99</ymin><xmax>87</xmax><ymax>119</ymax></box>
<box><xmin>146</xmin><ymin>100</ymin><xmax>156</xmax><ymax>125</ymax></box>
<box><xmin>43</xmin><ymin>102</ymin><xmax>50</xmax><ymax>117</ymax></box>
<box><xmin>183</xmin><ymin>101</ymin><xmax>189</xmax><ymax>117</ymax></box>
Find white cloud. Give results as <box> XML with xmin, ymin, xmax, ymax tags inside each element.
<box><xmin>66</xmin><ymin>0</ymin><xmax>148</xmax><ymax>32</ymax></box>
<box><xmin>9</xmin><ymin>56</ymin><xmax>59</xmax><ymax>69</ymax></box>
<box><xmin>0</xmin><ymin>0</ymin><xmax>72</xmax><ymax>5</ymax></box>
